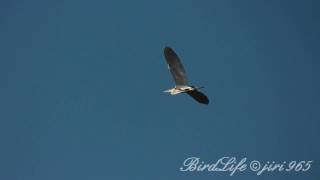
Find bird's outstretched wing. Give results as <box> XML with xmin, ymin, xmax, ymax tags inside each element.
<box><xmin>186</xmin><ymin>90</ymin><xmax>209</xmax><ymax>104</ymax></box>
<box><xmin>164</xmin><ymin>47</ymin><xmax>188</xmax><ymax>86</ymax></box>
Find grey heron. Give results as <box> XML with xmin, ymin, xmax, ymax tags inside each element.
<box><xmin>163</xmin><ymin>46</ymin><xmax>209</xmax><ymax>104</ymax></box>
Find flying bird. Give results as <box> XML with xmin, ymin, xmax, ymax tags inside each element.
<box><xmin>163</xmin><ymin>46</ymin><xmax>209</xmax><ymax>104</ymax></box>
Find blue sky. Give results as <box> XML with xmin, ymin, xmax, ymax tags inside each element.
<box><xmin>1</xmin><ymin>0</ymin><xmax>319</xmax><ymax>179</ymax></box>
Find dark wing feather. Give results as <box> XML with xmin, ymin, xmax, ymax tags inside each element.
<box><xmin>164</xmin><ymin>47</ymin><xmax>188</xmax><ymax>86</ymax></box>
<box><xmin>186</xmin><ymin>90</ymin><xmax>209</xmax><ymax>104</ymax></box>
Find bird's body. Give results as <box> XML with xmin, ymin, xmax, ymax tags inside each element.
<box><xmin>164</xmin><ymin>85</ymin><xmax>194</xmax><ymax>95</ymax></box>
<box><xmin>163</xmin><ymin>47</ymin><xmax>209</xmax><ymax>104</ymax></box>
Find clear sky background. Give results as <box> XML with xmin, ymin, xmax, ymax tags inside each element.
<box><xmin>1</xmin><ymin>0</ymin><xmax>319</xmax><ymax>179</ymax></box>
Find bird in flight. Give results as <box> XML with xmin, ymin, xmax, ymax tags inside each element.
<box><xmin>163</xmin><ymin>46</ymin><xmax>209</xmax><ymax>104</ymax></box>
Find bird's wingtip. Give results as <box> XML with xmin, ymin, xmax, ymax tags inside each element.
<box><xmin>164</xmin><ymin>46</ymin><xmax>172</xmax><ymax>52</ymax></box>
